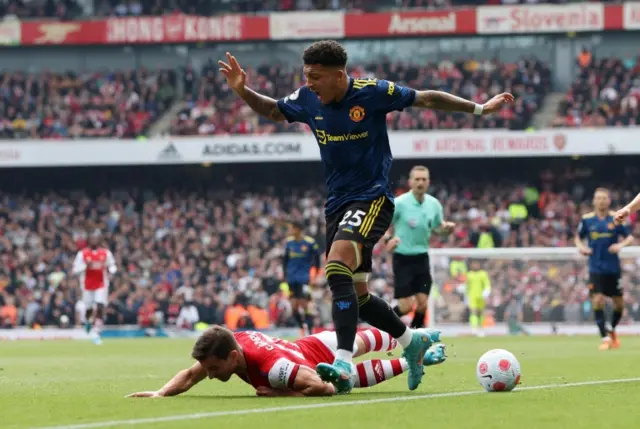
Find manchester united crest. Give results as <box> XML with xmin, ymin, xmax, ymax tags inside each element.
<box><xmin>349</xmin><ymin>105</ymin><xmax>365</xmax><ymax>122</ymax></box>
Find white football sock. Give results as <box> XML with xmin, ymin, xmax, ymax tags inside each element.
<box><xmin>397</xmin><ymin>328</ymin><xmax>413</xmax><ymax>348</ymax></box>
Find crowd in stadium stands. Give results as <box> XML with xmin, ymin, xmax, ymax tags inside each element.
<box><xmin>0</xmin><ymin>0</ymin><xmax>83</xmax><ymax>19</ymax></box>
<box><xmin>0</xmin><ymin>69</ymin><xmax>177</xmax><ymax>139</ymax></box>
<box><xmin>172</xmin><ymin>57</ymin><xmax>549</xmax><ymax>136</ymax></box>
<box><xmin>2</xmin><ymin>163</ymin><xmax>640</xmax><ymax>331</ymax></box>
<box><xmin>553</xmin><ymin>50</ymin><xmax>640</xmax><ymax>128</ymax></box>
<box><xmin>1</xmin><ymin>0</ymin><xmax>610</xmax><ymax>20</ymax></box>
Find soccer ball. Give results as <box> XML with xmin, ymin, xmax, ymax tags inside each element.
<box><xmin>476</xmin><ymin>349</ymin><xmax>521</xmax><ymax>392</ymax></box>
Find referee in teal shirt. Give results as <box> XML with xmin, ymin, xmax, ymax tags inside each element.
<box><xmin>384</xmin><ymin>166</ymin><xmax>455</xmax><ymax>328</ymax></box>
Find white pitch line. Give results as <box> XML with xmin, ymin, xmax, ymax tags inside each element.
<box><xmin>29</xmin><ymin>377</ymin><xmax>640</xmax><ymax>429</ymax></box>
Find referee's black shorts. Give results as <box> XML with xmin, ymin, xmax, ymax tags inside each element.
<box><xmin>392</xmin><ymin>252</ymin><xmax>432</xmax><ymax>299</ymax></box>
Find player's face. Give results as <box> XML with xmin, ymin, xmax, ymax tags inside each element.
<box><xmin>410</xmin><ymin>171</ymin><xmax>429</xmax><ymax>193</ymax></box>
<box><xmin>303</xmin><ymin>64</ymin><xmax>344</xmax><ymax>104</ymax></box>
<box><xmin>288</xmin><ymin>224</ymin><xmax>301</xmax><ymax>236</ymax></box>
<box><xmin>593</xmin><ymin>191</ymin><xmax>610</xmax><ymax>211</ymax></box>
<box><xmin>88</xmin><ymin>236</ymin><xmax>99</xmax><ymax>247</ymax></box>
<box><xmin>199</xmin><ymin>352</ymin><xmax>238</xmax><ymax>382</ymax></box>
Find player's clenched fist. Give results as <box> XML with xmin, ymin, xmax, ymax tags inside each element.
<box><xmin>614</xmin><ymin>207</ymin><xmax>630</xmax><ymax>225</ymax></box>
<box><xmin>218</xmin><ymin>52</ymin><xmax>247</xmax><ymax>93</ymax></box>
<box><xmin>482</xmin><ymin>93</ymin><xmax>515</xmax><ymax>115</ymax></box>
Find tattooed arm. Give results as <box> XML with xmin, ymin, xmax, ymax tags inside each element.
<box><xmin>412</xmin><ymin>91</ymin><xmax>514</xmax><ymax>115</ymax></box>
<box><xmin>218</xmin><ymin>52</ymin><xmax>286</xmax><ymax>122</ymax></box>
<box><xmin>236</xmin><ymin>86</ymin><xmax>286</xmax><ymax>122</ymax></box>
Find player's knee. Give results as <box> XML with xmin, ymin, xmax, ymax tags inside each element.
<box><xmin>613</xmin><ymin>297</ymin><xmax>625</xmax><ymax>311</ymax></box>
<box><xmin>327</xmin><ymin>240</ymin><xmax>359</xmax><ymax>271</ymax></box>
<box><xmin>415</xmin><ymin>302</ymin><xmax>428</xmax><ymax>313</ymax></box>
<box><xmin>325</xmin><ymin>260</ymin><xmax>355</xmax><ymax>299</ymax></box>
<box><xmin>592</xmin><ymin>294</ymin><xmax>605</xmax><ymax>308</ymax></box>
<box><xmin>415</xmin><ymin>293</ymin><xmax>428</xmax><ymax>309</ymax></box>
<box><xmin>398</xmin><ymin>298</ymin><xmax>413</xmax><ymax>314</ymax></box>
<box><xmin>354</xmin><ymin>274</ymin><xmax>369</xmax><ymax>297</ymax></box>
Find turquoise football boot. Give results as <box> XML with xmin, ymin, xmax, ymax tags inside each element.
<box><xmin>401</xmin><ymin>330</ymin><xmax>433</xmax><ymax>390</ymax></box>
<box><xmin>421</xmin><ymin>328</ymin><xmax>442</xmax><ymax>344</ymax></box>
<box><xmin>316</xmin><ymin>359</ymin><xmax>354</xmax><ymax>395</ymax></box>
<box><xmin>424</xmin><ymin>343</ymin><xmax>447</xmax><ymax>366</ymax></box>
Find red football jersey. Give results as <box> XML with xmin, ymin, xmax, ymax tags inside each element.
<box><xmin>234</xmin><ymin>331</ymin><xmax>334</xmax><ymax>390</ymax></box>
<box><xmin>72</xmin><ymin>247</ymin><xmax>117</xmax><ymax>291</ymax></box>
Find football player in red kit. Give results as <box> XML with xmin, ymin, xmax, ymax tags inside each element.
<box><xmin>72</xmin><ymin>232</ymin><xmax>117</xmax><ymax>344</ymax></box>
<box><xmin>127</xmin><ymin>325</ymin><xmax>445</xmax><ymax>398</ymax></box>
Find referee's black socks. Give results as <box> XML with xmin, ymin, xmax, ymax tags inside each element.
<box><xmin>359</xmin><ymin>293</ymin><xmax>408</xmax><ymax>340</ymax></box>
<box><xmin>411</xmin><ymin>311</ymin><xmax>426</xmax><ymax>329</ymax></box>
<box><xmin>393</xmin><ymin>305</ymin><xmax>405</xmax><ymax>317</ymax></box>
<box><xmin>325</xmin><ymin>261</ymin><xmax>358</xmax><ymax>354</ymax></box>
<box><xmin>393</xmin><ymin>305</ymin><xmax>425</xmax><ymax>328</ymax></box>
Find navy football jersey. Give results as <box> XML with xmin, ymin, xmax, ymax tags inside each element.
<box><xmin>577</xmin><ymin>212</ymin><xmax>630</xmax><ymax>274</ymax></box>
<box><xmin>276</xmin><ymin>78</ymin><xmax>416</xmax><ymax>215</ymax></box>
<box><xmin>283</xmin><ymin>235</ymin><xmax>320</xmax><ymax>284</ymax></box>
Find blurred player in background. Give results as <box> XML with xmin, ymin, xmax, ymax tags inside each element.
<box><xmin>385</xmin><ymin>166</ymin><xmax>454</xmax><ymax>329</ymax></box>
<box><xmin>219</xmin><ymin>40</ymin><xmax>512</xmax><ymax>393</ymax></box>
<box><xmin>464</xmin><ymin>259</ymin><xmax>492</xmax><ymax>337</ymax></box>
<box><xmin>127</xmin><ymin>325</ymin><xmax>446</xmax><ymax>398</ymax></box>
<box><xmin>283</xmin><ymin>221</ymin><xmax>320</xmax><ymax>336</ymax></box>
<box><xmin>72</xmin><ymin>231</ymin><xmax>117</xmax><ymax>345</ymax></box>
<box><xmin>575</xmin><ymin>188</ymin><xmax>633</xmax><ymax>350</ymax></box>
<box><xmin>504</xmin><ymin>296</ymin><xmax>530</xmax><ymax>336</ymax></box>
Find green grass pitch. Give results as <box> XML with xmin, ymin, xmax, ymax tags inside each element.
<box><xmin>3</xmin><ymin>335</ymin><xmax>640</xmax><ymax>429</ymax></box>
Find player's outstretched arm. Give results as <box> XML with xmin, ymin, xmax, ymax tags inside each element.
<box><xmin>218</xmin><ymin>52</ymin><xmax>285</xmax><ymax>122</ymax></box>
<box><xmin>412</xmin><ymin>91</ymin><xmax>514</xmax><ymax>115</ymax></box>
<box><xmin>126</xmin><ymin>362</ymin><xmax>206</xmax><ymax>398</ymax></box>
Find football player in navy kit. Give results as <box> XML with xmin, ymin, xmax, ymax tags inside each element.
<box><xmin>576</xmin><ymin>188</ymin><xmax>633</xmax><ymax>350</ymax></box>
<box><xmin>218</xmin><ymin>40</ymin><xmax>513</xmax><ymax>394</ymax></box>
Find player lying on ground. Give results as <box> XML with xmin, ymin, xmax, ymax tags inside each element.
<box><xmin>219</xmin><ymin>40</ymin><xmax>513</xmax><ymax>395</ymax></box>
<box><xmin>127</xmin><ymin>325</ymin><xmax>446</xmax><ymax>398</ymax></box>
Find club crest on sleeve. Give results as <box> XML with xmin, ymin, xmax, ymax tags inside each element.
<box><xmin>349</xmin><ymin>105</ymin><xmax>365</xmax><ymax>122</ymax></box>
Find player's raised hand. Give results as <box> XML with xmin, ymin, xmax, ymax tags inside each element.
<box><xmin>218</xmin><ymin>52</ymin><xmax>247</xmax><ymax>93</ymax></box>
<box><xmin>614</xmin><ymin>207</ymin><xmax>630</xmax><ymax>225</ymax></box>
<box><xmin>482</xmin><ymin>93</ymin><xmax>515</xmax><ymax>115</ymax></box>
<box><xmin>125</xmin><ymin>391</ymin><xmax>163</xmax><ymax>398</ymax></box>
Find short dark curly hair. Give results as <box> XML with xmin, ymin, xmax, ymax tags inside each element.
<box><xmin>302</xmin><ymin>40</ymin><xmax>347</xmax><ymax>68</ymax></box>
<box><xmin>191</xmin><ymin>326</ymin><xmax>238</xmax><ymax>361</ymax></box>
